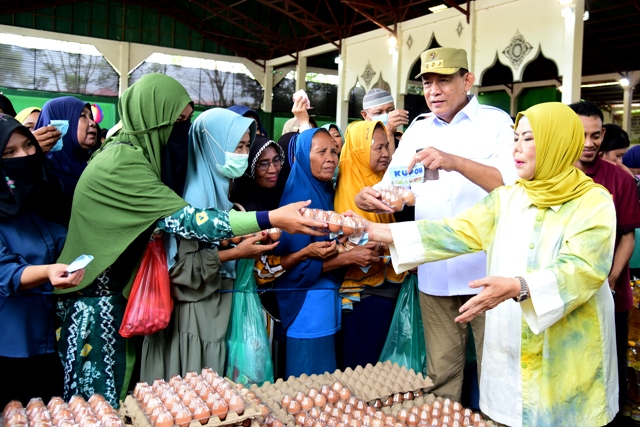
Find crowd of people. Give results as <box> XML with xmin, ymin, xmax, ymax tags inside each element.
<box><xmin>1</xmin><ymin>46</ymin><xmax>639</xmax><ymax>427</ymax></box>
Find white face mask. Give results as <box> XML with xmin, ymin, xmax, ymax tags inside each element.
<box><xmin>368</xmin><ymin>113</ymin><xmax>389</xmax><ymax>125</ymax></box>
<box><xmin>202</xmin><ymin>129</ymin><xmax>249</xmax><ymax>179</ymax></box>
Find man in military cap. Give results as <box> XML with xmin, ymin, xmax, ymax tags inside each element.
<box><xmin>355</xmin><ymin>47</ymin><xmax>517</xmax><ymax>403</ymax></box>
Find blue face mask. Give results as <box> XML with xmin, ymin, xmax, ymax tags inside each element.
<box><xmin>369</xmin><ymin>113</ymin><xmax>389</xmax><ymax>126</ymax></box>
<box><xmin>202</xmin><ymin>129</ymin><xmax>249</xmax><ymax>179</ymax></box>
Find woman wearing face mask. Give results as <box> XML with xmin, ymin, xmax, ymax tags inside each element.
<box><xmin>334</xmin><ymin>121</ymin><xmax>408</xmax><ymax>370</ymax></box>
<box><xmin>55</xmin><ymin>75</ymin><xmax>327</xmax><ymax>406</ymax></box>
<box><xmin>34</xmin><ymin>97</ymin><xmax>99</xmax><ymax>209</ymax></box>
<box><xmin>274</xmin><ymin>128</ymin><xmax>383</xmax><ymax>377</ymax></box>
<box><xmin>0</xmin><ymin>115</ymin><xmax>85</xmax><ymax>407</ymax></box>
<box><xmin>141</xmin><ymin>108</ymin><xmax>282</xmax><ymax>380</ymax></box>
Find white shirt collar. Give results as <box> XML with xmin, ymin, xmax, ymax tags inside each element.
<box><xmin>433</xmin><ymin>95</ymin><xmax>479</xmax><ymax>126</ymax></box>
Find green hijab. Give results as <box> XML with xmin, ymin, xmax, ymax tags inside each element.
<box><xmin>56</xmin><ymin>74</ymin><xmax>192</xmax><ymax>293</ymax></box>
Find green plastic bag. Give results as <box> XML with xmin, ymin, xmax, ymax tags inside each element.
<box><xmin>378</xmin><ymin>274</ymin><xmax>427</xmax><ymax>375</ymax></box>
<box><xmin>226</xmin><ymin>258</ymin><xmax>274</xmax><ymax>386</ymax></box>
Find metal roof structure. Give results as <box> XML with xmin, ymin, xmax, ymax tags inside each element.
<box><xmin>0</xmin><ymin>0</ymin><xmax>638</xmax><ymax>106</ymax></box>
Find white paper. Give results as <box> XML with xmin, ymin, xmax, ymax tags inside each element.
<box><xmin>66</xmin><ymin>254</ymin><xmax>94</xmax><ymax>273</ymax></box>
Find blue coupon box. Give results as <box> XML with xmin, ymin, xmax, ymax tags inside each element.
<box><xmin>389</xmin><ymin>164</ymin><xmax>426</xmax><ymax>185</ymax></box>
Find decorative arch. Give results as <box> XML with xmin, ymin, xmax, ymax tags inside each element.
<box><xmin>348</xmin><ymin>78</ymin><xmax>366</xmax><ymax>118</ymax></box>
<box><xmin>479</xmin><ymin>53</ymin><xmax>514</xmax><ymax>87</ymax></box>
<box><xmin>520</xmin><ymin>47</ymin><xmax>559</xmax><ymax>83</ymax></box>
<box><xmin>406</xmin><ymin>35</ymin><xmax>442</xmax><ymax>85</ymax></box>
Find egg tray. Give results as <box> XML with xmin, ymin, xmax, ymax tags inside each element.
<box><xmin>120</xmin><ymin>392</ymin><xmax>262</xmax><ymax>427</ymax></box>
<box><xmin>249</xmin><ymin>373</ymin><xmax>336</xmax><ymax>427</ymax></box>
<box><xmin>380</xmin><ymin>394</ymin><xmax>498</xmax><ymax>427</ymax></box>
<box><xmin>332</xmin><ymin>362</ymin><xmax>433</xmax><ymax>404</ymax></box>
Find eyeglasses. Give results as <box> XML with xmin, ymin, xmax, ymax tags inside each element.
<box><xmin>256</xmin><ymin>156</ymin><xmax>283</xmax><ymax>171</ymax></box>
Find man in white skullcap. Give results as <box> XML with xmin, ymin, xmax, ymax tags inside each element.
<box><xmin>361</xmin><ymin>88</ymin><xmax>409</xmax><ymax>156</ymax></box>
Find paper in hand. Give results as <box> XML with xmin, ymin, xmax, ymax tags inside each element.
<box><xmin>66</xmin><ymin>254</ymin><xmax>94</xmax><ymax>273</ymax></box>
<box><xmin>292</xmin><ymin>89</ymin><xmax>311</xmax><ymax>109</ymax></box>
<box><xmin>49</xmin><ymin>120</ymin><xmax>69</xmax><ymax>152</ymax></box>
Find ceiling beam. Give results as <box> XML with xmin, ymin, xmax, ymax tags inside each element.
<box><xmin>341</xmin><ymin>0</ymin><xmax>397</xmax><ymax>34</ymax></box>
<box><xmin>253</xmin><ymin>0</ymin><xmax>341</xmax><ymax>49</ymax></box>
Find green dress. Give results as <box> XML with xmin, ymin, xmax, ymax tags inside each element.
<box><xmin>56</xmin><ymin>206</ymin><xmax>248</xmax><ymax>406</ymax></box>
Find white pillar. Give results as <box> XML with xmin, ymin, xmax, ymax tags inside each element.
<box><xmin>118</xmin><ymin>42</ymin><xmax>130</xmax><ymax>96</ymax></box>
<box><xmin>560</xmin><ymin>1</ymin><xmax>584</xmax><ymax>104</ymax></box>
<box><xmin>335</xmin><ymin>45</ymin><xmax>349</xmax><ymax>131</ymax></box>
<box><xmin>295</xmin><ymin>56</ymin><xmax>307</xmax><ymax>92</ymax></box>
<box><xmin>621</xmin><ymin>71</ymin><xmax>640</xmax><ymax>132</ymax></box>
<box><xmin>263</xmin><ymin>65</ymin><xmax>274</xmax><ymax>113</ymax></box>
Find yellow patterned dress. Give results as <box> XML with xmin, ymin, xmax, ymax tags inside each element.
<box><xmin>388</xmin><ymin>184</ymin><xmax>617</xmax><ymax>427</ymax></box>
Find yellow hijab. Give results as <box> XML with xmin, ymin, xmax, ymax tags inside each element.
<box><xmin>515</xmin><ymin>102</ymin><xmax>602</xmax><ymax>208</ymax></box>
<box><xmin>335</xmin><ymin>121</ymin><xmax>394</xmax><ymax>223</ymax></box>
<box><xmin>15</xmin><ymin>107</ymin><xmax>41</xmax><ymax>125</ymax></box>
<box><xmin>334</xmin><ymin>121</ymin><xmax>406</xmax><ymax>308</ymax></box>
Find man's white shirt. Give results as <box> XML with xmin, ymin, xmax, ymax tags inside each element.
<box><xmin>378</xmin><ymin>95</ymin><xmax>517</xmax><ymax>296</ymax></box>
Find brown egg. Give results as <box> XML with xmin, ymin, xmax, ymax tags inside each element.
<box><xmin>409</xmin><ymin>407</ymin><xmax>420</xmax><ymax>415</ymax></box>
<box><xmin>352</xmin><ymin>409</ymin><xmax>364</xmax><ymax>420</ymax></box>
<box><xmin>402</xmin><ymin>191</ymin><xmax>416</xmax><ymax>206</ymax></box>
<box><xmin>452</xmin><ymin>412</ymin><xmax>462</xmax><ymax>422</ymax></box>
<box><xmin>281</xmin><ymin>395</ymin><xmax>293</xmax><ymax>408</ymax></box>
<box><xmin>326</xmin><ymin>390</ymin><xmax>339</xmax><ymax>404</ymax></box>
<box><xmin>168</xmin><ymin>376</ymin><xmax>183</xmax><ymax>387</ymax></box>
<box><xmin>414</xmin><ymin>389</ymin><xmax>424</xmax><ymax>398</ymax></box>
<box><xmin>313</xmin><ymin>394</ymin><xmax>326</xmax><ymax>407</ymax></box>
<box><xmin>396</xmin><ymin>409</ymin><xmax>408</xmax><ymax>422</ymax></box>
<box><xmin>383</xmin><ymin>416</ymin><xmax>396</xmax><ymax>426</ymax></box>
<box><xmin>442</xmin><ymin>415</ymin><xmax>452</xmax><ymax>425</ymax></box>
<box><xmin>442</xmin><ymin>406</ymin><xmax>452</xmax><ymax>416</ymax></box>
<box><xmin>462</xmin><ymin>417</ymin><xmax>472</xmax><ymax>426</ymax></box>
<box><xmin>335</xmin><ymin>401</ymin><xmax>347</xmax><ymax>411</ymax></box>
<box><xmin>328</xmin><ymin>214</ymin><xmax>343</xmax><ymax>233</ymax></box>
<box><xmin>209</xmin><ymin>398</ymin><xmax>228</xmax><ymax>420</ymax></box>
<box><xmin>321</xmin><ymin>385</ymin><xmax>331</xmax><ymax>396</ymax></box>
<box><xmin>361</xmin><ymin>415</ymin><xmax>372</xmax><ymax>426</ymax></box>
<box><xmin>462</xmin><ymin>409</ymin><xmax>472</xmax><ymax>418</ymax></box>
<box><xmin>382</xmin><ymin>397</ymin><xmax>393</xmax><ymax>407</ymax></box>
<box><xmin>419</xmin><ymin>410</ymin><xmax>430</xmax><ymax>421</ymax></box>
<box><xmin>155</xmin><ymin>410</ymin><xmax>174</xmax><ymax>427</ymax></box>
<box><xmin>342</xmin><ymin>218</ymin><xmax>356</xmax><ymax>236</ymax></box>
<box><xmin>405</xmin><ymin>413</ymin><xmax>419</xmax><ymax>426</ymax></box>
<box><xmin>301</xmin><ymin>397</ymin><xmax>313</xmax><ymax>411</ymax></box>
<box><xmin>295</xmin><ymin>412</ymin><xmax>308</xmax><ymax>424</ymax></box>
<box><xmin>150</xmin><ymin>405</ymin><xmax>165</xmax><ymax>424</ymax></box>
<box><xmin>452</xmin><ymin>402</ymin><xmax>462</xmax><ymax>413</ymax></box>
<box><xmin>340</xmin><ymin>413</ymin><xmax>351</xmax><ymax>424</ymax></box>
<box><xmin>331</xmin><ymin>407</ymin><xmax>343</xmax><ymax>419</ymax></box>
<box><xmin>372</xmin><ymin>400</ymin><xmax>382</xmax><ymax>409</ymax></box>
<box><xmin>193</xmin><ymin>403</ymin><xmax>210</xmax><ymax>425</ymax></box>
<box><xmin>433</xmin><ymin>401</ymin><xmax>442</xmax><ymax>410</ymax></box>
<box><xmin>392</xmin><ymin>394</ymin><xmax>403</xmax><ymax>404</ymax></box>
<box><xmin>228</xmin><ymin>394</ymin><xmax>245</xmax><ymax>415</ymax></box>
<box><xmin>174</xmin><ymin>406</ymin><xmax>193</xmax><ymax>427</ymax></box>
<box><xmin>348</xmin><ymin>397</ymin><xmax>358</xmax><ymax>406</ymax></box>
<box><xmin>389</xmin><ymin>194</ymin><xmax>403</xmax><ymax>212</ymax></box>
<box><xmin>428</xmin><ymin>418</ymin><xmax>439</xmax><ymax>427</ymax></box>
<box><xmin>354</xmin><ymin>400</ymin><xmax>366</xmax><ymax>411</ymax></box>
<box><xmin>309</xmin><ymin>407</ymin><xmax>322</xmax><ymax>419</ymax></box>
<box><xmin>470</xmin><ymin>413</ymin><xmax>482</xmax><ymax>423</ymax></box>
<box><xmin>403</xmin><ymin>391</ymin><xmax>414</xmax><ymax>401</ymax></box>
<box><xmin>365</xmin><ymin>407</ymin><xmax>375</xmax><ymax>417</ymax></box>
<box><xmin>322</xmin><ymin>403</ymin><xmax>334</xmax><ymax>414</ymax></box>
<box><xmin>308</xmin><ymin>388</ymin><xmax>319</xmax><ymax>399</ymax></box>
<box><xmin>268</xmin><ymin>228</ymin><xmax>282</xmax><ymax>241</ymax></box>
<box><xmin>304</xmin><ymin>417</ymin><xmax>315</xmax><ymax>427</ymax></box>
<box><xmin>300</xmin><ymin>208</ymin><xmax>313</xmax><ymax>218</ymax></box>
<box><xmin>431</xmin><ymin>408</ymin><xmax>441</xmax><ymax>419</ymax></box>
<box><xmin>474</xmin><ymin>421</ymin><xmax>487</xmax><ymax>427</ymax></box>
<box><xmin>348</xmin><ymin>419</ymin><xmax>361</xmax><ymax>427</ymax></box>
<box><xmin>287</xmin><ymin>400</ymin><xmax>302</xmax><ymax>415</ymax></box>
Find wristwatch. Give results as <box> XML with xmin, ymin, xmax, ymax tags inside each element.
<box><xmin>514</xmin><ymin>276</ymin><xmax>529</xmax><ymax>303</ymax></box>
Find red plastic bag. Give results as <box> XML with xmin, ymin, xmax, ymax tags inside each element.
<box><xmin>119</xmin><ymin>237</ymin><xmax>173</xmax><ymax>338</ymax></box>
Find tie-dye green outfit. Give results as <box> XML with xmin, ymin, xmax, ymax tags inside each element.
<box><xmin>389</xmin><ymin>185</ymin><xmax>617</xmax><ymax>427</ymax></box>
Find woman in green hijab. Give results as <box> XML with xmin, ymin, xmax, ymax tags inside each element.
<box><xmin>55</xmin><ymin>74</ymin><xmax>327</xmax><ymax>407</ymax></box>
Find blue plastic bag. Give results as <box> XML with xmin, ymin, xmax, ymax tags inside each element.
<box><xmin>378</xmin><ymin>274</ymin><xmax>426</xmax><ymax>375</ymax></box>
<box><xmin>226</xmin><ymin>258</ymin><xmax>274</xmax><ymax>386</ymax></box>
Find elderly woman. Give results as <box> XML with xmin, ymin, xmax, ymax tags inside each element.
<box><xmin>363</xmin><ymin>102</ymin><xmax>617</xmax><ymax>426</ymax></box>
<box><xmin>275</xmin><ymin>128</ymin><xmax>382</xmax><ymax>377</ymax></box>
<box><xmin>55</xmin><ymin>74</ymin><xmax>326</xmax><ymax>406</ymax></box>
<box><xmin>334</xmin><ymin>121</ymin><xmax>407</xmax><ymax>369</ymax></box>
<box><xmin>0</xmin><ymin>115</ymin><xmax>84</xmax><ymax>406</ymax></box>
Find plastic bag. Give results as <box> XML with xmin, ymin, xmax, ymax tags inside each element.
<box><xmin>119</xmin><ymin>237</ymin><xmax>173</xmax><ymax>338</ymax></box>
<box><xmin>378</xmin><ymin>274</ymin><xmax>427</xmax><ymax>375</ymax></box>
<box><xmin>226</xmin><ymin>258</ymin><xmax>274</xmax><ymax>386</ymax></box>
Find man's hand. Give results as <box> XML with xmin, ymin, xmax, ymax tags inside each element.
<box><xmin>386</xmin><ymin>109</ymin><xmax>409</xmax><ymax>133</ymax></box>
<box><xmin>408</xmin><ymin>146</ymin><xmax>459</xmax><ymax>173</ymax></box>
<box><xmin>32</xmin><ymin>125</ymin><xmax>62</xmax><ymax>153</ymax></box>
<box><xmin>354</xmin><ymin>187</ymin><xmax>394</xmax><ymax>213</ymax></box>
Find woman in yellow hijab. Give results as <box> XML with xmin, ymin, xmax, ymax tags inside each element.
<box><xmin>334</xmin><ymin>120</ymin><xmax>408</xmax><ymax>370</ymax></box>
<box><xmin>364</xmin><ymin>103</ymin><xmax>617</xmax><ymax>427</ymax></box>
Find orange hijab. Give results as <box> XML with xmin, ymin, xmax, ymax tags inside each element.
<box><xmin>334</xmin><ymin>121</ymin><xmax>406</xmax><ymax>308</ymax></box>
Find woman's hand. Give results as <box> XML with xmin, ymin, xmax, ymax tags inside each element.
<box><xmin>355</xmin><ymin>187</ymin><xmax>394</xmax><ymax>213</ymax></box>
<box><xmin>269</xmin><ymin>200</ymin><xmax>328</xmax><ymax>236</ymax></box>
<box><xmin>291</xmin><ymin>96</ymin><xmax>310</xmax><ymax>127</ymax></box>
<box><xmin>455</xmin><ymin>276</ymin><xmax>521</xmax><ymax>323</ymax></box>
<box><xmin>32</xmin><ymin>125</ymin><xmax>62</xmax><ymax>153</ymax></box>
<box><xmin>233</xmin><ymin>232</ymin><xmax>279</xmax><ymax>260</ymax></box>
<box><xmin>48</xmin><ymin>264</ymin><xmax>85</xmax><ymax>289</ymax></box>
<box><xmin>305</xmin><ymin>241</ymin><xmax>338</xmax><ymax>259</ymax></box>
<box><xmin>344</xmin><ymin>243</ymin><xmax>382</xmax><ymax>267</ymax></box>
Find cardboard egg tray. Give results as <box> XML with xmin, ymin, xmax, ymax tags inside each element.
<box><xmin>332</xmin><ymin>362</ymin><xmax>433</xmax><ymax>403</ymax></box>
<box><xmin>249</xmin><ymin>372</ymin><xmax>335</xmax><ymax>426</ymax></box>
<box><xmin>120</xmin><ymin>389</ymin><xmax>262</xmax><ymax>427</ymax></box>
